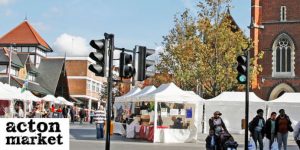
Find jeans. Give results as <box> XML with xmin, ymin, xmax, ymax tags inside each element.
<box><xmin>96</xmin><ymin>123</ymin><xmax>104</xmax><ymax>139</ymax></box>
<box><xmin>277</xmin><ymin>132</ymin><xmax>288</xmax><ymax>150</ymax></box>
<box><xmin>80</xmin><ymin>117</ymin><xmax>84</xmax><ymax>124</ymax></box>
<box><xmin>253</xmin><ymin>131</ymin><xmax>263</xmax><ymax>150</ymax></box>
<box><xmin>269</xmin><ymin>133</ymin><xmax>275</xmax><ymax>149</ymax></box>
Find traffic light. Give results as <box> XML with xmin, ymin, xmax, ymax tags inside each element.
<box><xmin>236</xmin><ymin>55</ymin><xmax>247</xmax><ymax>84</ymax></box>
<box><xmin>137</xmin><ymin>46</ymin><xmax>155</xmax><ymax>81</ymax></box>
<box><xmin>89</xmin><ymin>39</ymin><xmax>108</xmax><ymax>77</ymax></box>
<box><xmin>119</xmin><ymin>52</ymin><xmax>135</xmax><ymax>78</ymax></box>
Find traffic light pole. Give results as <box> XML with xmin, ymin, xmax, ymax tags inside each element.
<box><xmin>105</xmin><ymin>33</ymin><xmax>114</xmax><ymax>150</ymax></box>
<box><xmin>244</xmin><ymin>50</ymin><xmax>250</xmax><ymax>150</ymax></box>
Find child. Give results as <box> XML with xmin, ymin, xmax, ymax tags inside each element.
<box><xmin>206</xmin><ymin>129</ymin><xmax>217</xmax><ymax>150</ymax></box>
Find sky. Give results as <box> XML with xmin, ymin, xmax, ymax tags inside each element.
<box><xmin>0</xmin><ymin>0</ymin><xmax>251</xmax><ymax>58</ymax></box>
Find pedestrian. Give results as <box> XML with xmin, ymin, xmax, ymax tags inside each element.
<box><xmin>18</xmin><ymin>105</ymin><xmax>24</xmax><ymax>118</ymax></box>
<box><xmin>94</xmin><ymin>105</ymin><xmax>106</xmax><ymax>139</ymax></box>
<box><xmin>79</xmin><ymin>107</ymin><xmax>86</xmax><ymax>125</ymax></box>
<box><xmin>275</xmin><ymin>109</ymin><xmax>293</xmax><ymax>150</ymax></box>
<box><xmin>206</xmin><ymin>129</ymin><xmax>217</xmax><ymax>150</ymax></box>
<box><xmin>209</xmin><ymin>111</ymin><xmax>228</xmax><ymax>150</ymax></box>
<box><xmin>265</xmin><ymin>112</ymin><xmax>277</xmax><ymax>148</ymax></box>
<box><xmin>70</xmin><ymin>106</ymin><xmax>75</xmax><ymax>124</ymax></box>
<box><xmin>294</xmin><ymin>121</ymin><xmax>300</xmax><ymax>149</ymax></box>
<box><xmin>57</xmin><ymin>106</ymin><xmax>63</xmax><ymax>118</ymax></box>
<box><xmin>62</xmin><ymin>106</ymin><xmax>68</xmax><ymax>118</ymax></box>
<box><xmin>90</xmin><ymin>110</ymin><xmax>94</xmax><ymax>124</ymax></box>
<box><xmin>249</xmin><ymin>109</ymin><xmax>265</xmax><ymax>150</ymax></box>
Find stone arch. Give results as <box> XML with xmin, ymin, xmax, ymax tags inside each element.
<box><xmin>269</xmin><ymin>83</ymin><xmax>295</xmax><ymax>100</ymax></box>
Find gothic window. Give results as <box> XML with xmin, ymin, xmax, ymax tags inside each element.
<box><xmin>272</xmin><ymin>33</ymin><xmax>295</xmax><ymax>77</ymax></box>
<box><xmin>280</xmin><ymin>6</ymin><xmax>286</xmax><ymax>21</ymax></box>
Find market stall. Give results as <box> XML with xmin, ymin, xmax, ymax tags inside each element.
<box><xmin>267</xmin><ymin>93</ymin><xmax>300</xmax><ymax>128</ymax></box>
<box><xmin>204</xmin><ymin>92</ymin><xmax>266</xmax><ymax>134</ymax></box>
<box><xmin>136</xmin><ymin>83</ymin><xmax>203</xmax><ymax>143</ymax></box>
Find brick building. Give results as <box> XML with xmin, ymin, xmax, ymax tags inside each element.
<box><xmin>251</xmin><ymin>0</ymin><xmax>300</xmax><ymax>100</ymax></box>
<box><xmin>65</xmin><ymin>57</ymin><xmax>106</xmax><ymax>110</ymax></box>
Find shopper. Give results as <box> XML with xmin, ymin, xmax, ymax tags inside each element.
<box><xmin>209</xmin><ymin>111</ymin><xmax>228</xmax><ymax>150</ymax></box>
<box><xmin>293</xmin><ymin>121</ymin><xmax>300</xmax><ymax>149</ymax></box>
<box><xmin>206</xmin><ymin>129</ymin><xmax>217</xmax><ymax>150</ymax></box>
<box><xmin>265</xmin><ymin>112</ymin><xmax>277</xmax><ymax>148</ymax></box>
<box><xmin>249</xmin><ymin>109</ymin><xmax>265</xmax><ymax>150</ymax></box>
<box><xmin>94</xmin><ymin>105</ymin><xmax>106</xmax><ymax>139</ymax></box>
<box><xmin>70</xmin><ymin>106</ymin><xmax>75</xmax><ymax>124</ymax></box>
<box><xmin>275</xmin><ymin>109</ymin><xmax>293</xmax><ymax>150</ymax></box>
<box><xmin>90</xmin><ymin>110</ymin><xmax>94</xmax><ymax>124</ymax></box>
<box><xmin>79</xmin><ymin>107</ymin><xmax>86</xmax><ymax>125</ymax></box>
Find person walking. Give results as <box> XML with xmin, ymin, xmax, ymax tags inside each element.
<box><xmin>94</xmin><ymin>105</ymin><xmax>106</xmax><ymax>139</ymax></box>
<box><xmin>249</xmin><ymin>109</ymin><xmax>265</xmax><ymax>150</ymax></box>
<box><xmin>90</xmin><ymin>110</ymin><xmax>94</xmax><ymax>124</ymax></box>
<box><xmin>275</xmin><ymin>109</ymin><xmax>293</xmax><ymax>150</ymax></box>
<box><xmin>70</xmin><ymin>106</ymin><xmax>75</xmax><ymax>124</ymax></box>
<box><xmin>265</xmin><ymin>112</ymin><xmax>277</xmax><ymax>148</ymax></box>
<box><xmin>209</xmin><ymin>111</ymin><xmax>228</xmax><ymax>150</ymax></box>
<box><xmin>18</xmin><ymin>105</ymin><xmax>24</xmax><ymax>118</ymax></box>
<box><xmin>79</xmin><ymin>107</ymin><xmax>86</xmax><ymax>125</ymax></box>
<box><xmin>62</xmin><ymin>106</ymin><xmax>68</xmax><ymax>118</ymax></box>
<box><xmin>294</xmin><ymin>121</ymin><xmax>300</xmax><ymax>149</ymax></box>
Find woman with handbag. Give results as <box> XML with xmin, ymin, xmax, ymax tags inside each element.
<box><xmin>275</xmin><ymin>109</ymin><xmax>293</xmax><ymax>150</ymax></box>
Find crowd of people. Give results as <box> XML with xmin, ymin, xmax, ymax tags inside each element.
<box><xmin>206</xmin><ymin>109</ymin><xmax>300</xmax><ymax>150</ymax></box>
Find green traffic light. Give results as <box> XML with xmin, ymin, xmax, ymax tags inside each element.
<box><xmin>238</xmin><ymin>74</ymin><xmax>246</xmax><ymax>82</ymax></box>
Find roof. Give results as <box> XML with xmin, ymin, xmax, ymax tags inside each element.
<box><xmin>0</xmin><ymin>77</ymin><xmax>51</xmax><ymax>95</ymax></box>
<box><xmin>0</xmin><ymin>21</ymin><xmax>52</xmax><ymax>52</ymax></box>
<box><xmin>0</xmin><ymin>47</ymin><xmax>23</xmax><ymax>67</ymax></box>
<box><xmin>36</xmin><ymin>58</ymin><xmax>65</xmax><ymax>94</ymax></box>
<box><xmin>17</xmin><ymin>53</ymin><xmax>29</xmax><ymax>65</ymax></box>
<box><xmin>206</xmin><ymin>92</ymin><xmax>266</xmax><ymax>103</ymax></box>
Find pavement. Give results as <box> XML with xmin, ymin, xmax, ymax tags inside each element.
<box><xmin>69</xmin><ymin>122</ymin><xmax>299</xmax><ymax>150</ymax></box>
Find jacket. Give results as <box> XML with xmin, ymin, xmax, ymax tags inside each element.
<box><xmin>249</xmin><ymin>115</ymin><xmax>265</xmax><ymax>136</ymax></box>
<box><xmin>265</xmin><ymin>118</ymin><xmax>276</xmax><ymax>139</ymax></box>
<box><xmin>294</xmin><ymin>121</ymin><xmax>300</xmax><ymax>141</ymax></box>
<box><xmin>275</xmin><ymin>114</ymin><xmax>292</xmax><ymax>134</ymax></box>
<box><xmin>209</xmin><ymin>117</ymin><xmax>228</xmax><ymax>133</ymax></box>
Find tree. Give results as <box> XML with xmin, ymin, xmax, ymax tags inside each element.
<box><xmin>156</xmin><ymin>0</ymin><xmax>263</xmax><ymax>98</ymax></box>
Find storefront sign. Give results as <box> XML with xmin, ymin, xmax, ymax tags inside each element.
<box><xmin>0</xmin><ymin>118</ymin><xmax>69</xmax><ymax>150</ymax></box>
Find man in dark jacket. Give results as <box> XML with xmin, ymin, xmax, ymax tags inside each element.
<box><xmin>275</xmin><ymin>109</ymin><xmax>293</xmax><ymax>150</ymax></box>
<box><xmin>265</xmin><ymin>112</ymin><xmax>277</xmax><ymax>148</ymax></box>
<box><xmin>249</xmin><ymin>109</ymin><xmax>265</xmax><ymax>150</ymax></box>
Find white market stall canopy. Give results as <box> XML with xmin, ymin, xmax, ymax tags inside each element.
<box><xmin>267</xmin><ymin>92</ymin><xmax>300</xmax><ymax>126</ymax></box>
<box><xmin>115</xmin><ymin>87</ymin><xmax>141</xmax><ymax>102</ymax></box>
<box><xmin>204</xmin><ymin>92</ymin><xmax>266</xmax><ymax>134</ymax></box>
<box><xmin>42</xmin><ymin>95</ymin><xmax>56</xmax><ymax>102</ymax></box>
<box><xmin>0</xmin><ymin>82</ymin><xmax>40</xmax><ymax>101</ymax></box>
<box><xmin>139</xmin><ymin>83</ymin><xmax>203</xmax><ymax>103</ymax></box>
<box><xmin>130</xmin><ymin>85</ymin><xmax>157</xmax><ymax>102</ymax></box>
<box><xmin>57</xmin><ymin>96</ymin><xmax>74</xmax><ymax>106</ymax></box>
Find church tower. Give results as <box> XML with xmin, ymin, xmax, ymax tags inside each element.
<box><xmin>251</xmin><ymin>0</ymin><xmax>300</xmax><ymax>100</ymax></box>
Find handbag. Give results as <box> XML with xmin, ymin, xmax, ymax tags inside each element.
<box><xmin>271</xmin><ymin>139</ymin><xmax>279</xmax><ymax>150</ymax></box>
<box><xmin>248</xmin><ymin>137</ymin><xmax>256</xmax><ymax>150</ymax></box>
<box><xmin>288</xmin><ymin>124</ymin><xmax>293</xmax><ymax>132</ymax></box>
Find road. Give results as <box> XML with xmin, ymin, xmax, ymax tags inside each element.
<box><xmin>69</xmin><ymin>123</ymin><xmax>299</xmax><ymax>150</ymax></box>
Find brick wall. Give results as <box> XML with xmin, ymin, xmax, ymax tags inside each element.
<box><xmin>251</xmin><ymin>0</ymin><xmax>300</xmax><ymax>100</ymax></box>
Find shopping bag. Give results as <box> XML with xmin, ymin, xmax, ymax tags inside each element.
<box><xmin>271</xmin><ymin>139</ymin><xmax>279</xmax><ymax>150</ymax></box>
<box><xmin>248</xmin><ymin>137</ymin><xmax>256</xmax><ymax>150</ymax></box>
<box><xmin>263</xmin><ymin>138</ymin><xmax>270</xmax><ymax>150</ymax></box>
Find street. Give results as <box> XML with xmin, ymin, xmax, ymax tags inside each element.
<box><xmin>70</xmin><ymin>123</ymin><xmax>299</xmax><ymax>150</ymax></box>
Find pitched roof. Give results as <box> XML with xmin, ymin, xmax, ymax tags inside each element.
<box><xmin>36</xmin><ymin>58</ymin><xmax>65</xmax><ymax>94</ymax></box>
<box><xmin>0</xmin><ymin>47</ymin><xmax>23</xmax><ymax>67</ymax></box>
<box><xmin>0</xmin><ymin>21</ymin><xmax>52</xmax><ymax>52</ymax></box>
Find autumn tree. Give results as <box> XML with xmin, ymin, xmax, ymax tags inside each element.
<box><xmin>156</xmin><ymin>0</ymin><xmax>262</xmax><ymax>98</ymax></box>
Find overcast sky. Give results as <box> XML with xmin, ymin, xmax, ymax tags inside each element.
<box><xmin>0</xmin><ymin>0</ymin><xmax>250</xmax><ymax>58</ymax></box>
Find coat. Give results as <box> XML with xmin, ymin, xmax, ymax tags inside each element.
<box><xmin>249</xmin><ymin>115</ymin><xmax>265</xmax><ymax>137</ymax></box>
<box><xmin>265</xmin><ymin>118</ymin><xmax>276</xmax><ymax>139</ymax></box>
<box><xmin>275</xmin><ymin>114</ymin><xmax>292</xmax><ymax>134</ymax></box>
<box><xmin>209</xmin><ymin>117</ymin><xmax>228</xmax><ymax>133</ymax></box>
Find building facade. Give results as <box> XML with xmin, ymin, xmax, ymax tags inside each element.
<box><xmin>65</xmin><ymin>57</ymin><xmax>106</xmax><ymax>110</ymax></box>
<box><xmin>251</xmin><ymin>0</ymin><xmax>300</xmax><ymax>100</ymax></box>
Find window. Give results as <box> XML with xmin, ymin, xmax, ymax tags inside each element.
<box><xmin>30</xmin><ymin>55</ymin><xmax>35</xmax><ymax>64</ymax></box>
<box><xmin>10</xmin><ymin>67</ymin><xmax>19</xmax><ymax>76</ymax></box>
<box><xmin>280</xmin><ymin>6</ymin><xmax>286</xmax><ymax>21</ymax></box>
<box><xmin>92</xmin><ymin>81</ymin><xmax>96</xmax><ymax>92</ymax></box>
<box><xmin>28</xmin><ymin>73</ymin><xmax>36</xmax><ymax>81</ymax></box>
<box><xmin>22</xmin><ymin>47</ymin><xmax>29</xmax><ymax>52</ymax></box>
<box><xmin>272</xmin><ymin>33</ymin><xmax>295</xmax><ymax>77</ymax></box>
<box><xmin>29</xmin><ymin>47</ymin><xmax>35</xmax><ymax>53</ymax></box>
<box><xmin>17</xmin><ymin>47</ymin><xmax>22</xmax><ymax>52</ymax></box>
<box><xmin>87</xmin><ymin>80</ymin><xmax>91</xmax><ymax>90</ymax></box>
<box><xmin>0</xmin><ymin>65</ymin><xmax>7</xmax><ymax>73</ymax></box>
<box><xmin>96</xmin><ymin>83</ymin><xmax>100</xmax><ymax>93</ymax></box>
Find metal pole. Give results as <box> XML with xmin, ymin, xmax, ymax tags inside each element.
<box><xmin>8</xmin><ymin>44</ymin><xmax>13</xmax><ymax>85</ymax></box>
<box><xmin>132</xmin><ymin>46</ymin><xmax>136</xmax><ymax>86</ymax></box>
<box><xmin>244</xmin><ymin>50</ymin><xmax>250</xmax><ymax>150</ymax></box>
<box><xmin>105</xmin><ymin>33</ymin><xmax>114</xmax><ymax>150</ymax></box>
